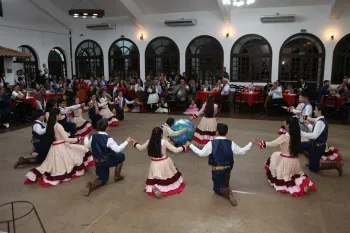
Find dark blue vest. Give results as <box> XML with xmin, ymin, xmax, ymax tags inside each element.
<box><xmin>312</xmin><ymin>118</ymin><xmax>328</xmax><ymax>144</ymax></box>
<box><xmin>32</xmin><ymin>121</ymin><xmax>46</xmax><ymax>141</ymax></box>
<box><xmin>91</xmin><ymin>134</ymin><xmax>114</xmax><ymax>161</ymax></box>
<box><xmin>208</xmin><ymin>139</ymin><xmax>234</xmax><ymax>167</ymax></box>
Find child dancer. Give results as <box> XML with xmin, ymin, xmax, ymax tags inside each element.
<box><xmin>84</xmin><ymin>119</ymin><xmax>132</xmax><ymax>196</ymax></box>
<box><xmin>187</xmin><ymin>123</ymin><xmax>252</xmax><ymax>206</ymax></box>
<box><xmin>71</xmin><ymin>97</ymin><xmax>93</xmax><ymax>137</ymax></box>
<box><xmin>57</xmin><ymin>98</ymin><xmax>82</xmax><ymax>135</ymax></box>
<box><xmin>161</xmin><ymin>117</ymin><xmax>188</xmax><ymax>142</ymax></box>
<box><xmin>14</xmin><ymin>110</ymin><xmax>51</xmax><ymax>168</ymax></box>
<box><xmin>88</xmin><ymin>94</ymin><xmax>103</xmax><ymax>128</ymax></box>
<box><xmin>184</xmin><ymin>99</ymin><xmax>199</xmax><ymax>115</ymax></box>
<box><xmin>130</xmin><ymin>98</ymin><xmax>147</xmax><ymax>113</ymax></box>
<box><xmin>115</xmin><ymin>92</ymin><xmax>134</xmax><ymax>121</ymax></box>
<box><xmin>147</xmin><ymin>84</ymin><xmax>159</xmax><ymax>108</ymax></box>
<box><xmin>191</xmin><ymin>96</ymin><xmax>218</xmax><ymax>145</ymax></box>
<box><xmin>155</xmin><ymin>98</ymin><xmax>168</xmax><ymax>113</ymax></box>
<box><xmin>98</xmin><ymin>90</ymin><xmax>119</xmax><ymax>127</ymax></box>
<box><xmin>24</xmin><ymin>108</ymin><xmax>94</xmax><ymax>187</ymax></box>
<box><xmin>252</xmin><ymin>117</ymin><xmax>316</xmax><ymax>196</ymax></box>
<box><xmin>131</xmin><ymin>127</ymin><xmax>188</xmax><ymax>199</ymax></box>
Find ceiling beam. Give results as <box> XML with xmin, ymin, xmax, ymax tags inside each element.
<box><xmin>329</xmin><ymin>0</ymin><xmax>343</xmax><ymax>20</ymax></box>
<box><xmin>216</xmin><ymin>0</ymin><xmax>231</xmax><ymax>23</ymax></box>
<box><xmin>119</xmin><ymin>0</ymin><xmax>144</xmax><ymax>28</ymax></box>
<box><xmin>28</xmin><ymin>0</ymin><xmax>72</xmax><ymax>31</ymax></box>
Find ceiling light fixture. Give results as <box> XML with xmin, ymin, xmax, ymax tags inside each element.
<box><xmin>68</xmin><ymin>9</ymin><xmax>105</xmax><ymax>18</ymax></box>
<box><xmin>224</xmin><ymin>0</ymin><xmax>255</xmax><ymax>7</ymax></box>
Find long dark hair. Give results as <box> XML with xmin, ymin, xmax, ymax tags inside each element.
<box><xmin>148</xmin><ymin>127</ymin><xmax>163</xmax><ymax>158</ymax></box>
<box><xmin>286</xmin><ymin>117</ymin><xmax>301</xmax><ymax>158</ymax></box>
<box><xmin>45</xmin><ymin>100</ymin><xmax>56</xmax><ymax>113</ymax></box>
<box><xmin>45</xmin><ymin>108</ymin><xmax>60</xmax><ymax>142</ymax></box>
<box><xmin>204</xmin><ymin>96</ymin><xmax>214</xmax><ymax>117</ymax></box>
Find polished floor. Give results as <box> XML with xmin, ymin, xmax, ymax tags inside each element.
<box><xmin>0</xmin><ymin>113</ymin><xmax>349</xmax><ymax>233</ymax></box>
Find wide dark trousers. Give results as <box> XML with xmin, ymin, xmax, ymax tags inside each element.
<box><xmin>58</xmin><ymin>119</ymin><xmax>77</xmax><ymax>135</ymax></box>
<box><xmin>95</xmin><ymin>152</ymin><xmax>125</xmax><ymax>184</ymax></box>
<box><xmin>300</xmin><ymin>141</ymin><xmax>325</xmax><ymax>172</ymax></box>
<box><xmin>116</xmin><ymin>107</ymin><xmax>124</xmax><ymax>121</ymax></box>
<box><xmin>212</xmin><ymin>166</ymin><xmax>232</xmax><ymax>195</ymax></box>
<box><xmin>32</xmin><ymin>138</ymin><xmax>51</xmax><ymax>164</ymax></box>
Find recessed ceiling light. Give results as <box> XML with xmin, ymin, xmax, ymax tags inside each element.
<box><xmin>82</xmin><ymin>16</ymin><xmax>87</xmax><ymax>18</ymax></box>
<box><xmin>83</xmin><ymin>13</ymin><xmax>88</xmax><ymax>15</ymax></box>
<box><xmin>93</xmin><ymin>13</ymin><xmax>98</xmax><ymax>16</ymax></box>
<box><xmin>73</xmin><ymin>15</ymin><xmax>78</xmax><ymax>18</ymax></box>
<box><xmin>74</xmin><ymin>13</ymin><xmax>79</xmax><ymax>16</ymax></box>
<box><xmin>92</xmin><ymin>16</ymin><xmax>96</xmax><ymax>18</ymax></box>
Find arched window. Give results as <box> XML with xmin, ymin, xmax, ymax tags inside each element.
<box><xmin>231</xmin><ymin>34</ymin><xmax>272</xmax><ymax>82</ymax></box>
<box><xmin>13</xmin><ymin>45</ymin><xmax>38</xmax><ymax>85</ymax></box>
<box><xmin>332</xmin><ymin>33</ymin><xmax>350</xmax><ymax>83</ymax></box>
<box><xmin>145</xmin><ymin>37</ymin><xmax>179</xmax><ymax>78</ymax></box>
<box><xmin>48</xmin><ymin>47</ymin><xmax>67</xmax><ymax>78</ymax></box>
<box><xmin>186</xmin><ymin>35</ymin><xmax>223</xmax><ymax>82</ymax></box>
<box><xmin>108</xmin><ymin>38</ymin><xmax>139</xmax><ymax>80</ymax></box>
<box><xmin>75</xmin><ymin>40</ymin><xmax>103</xmax><ymax>79</ymax></box>
<box><xmin>279</xmin><ymin>33</ymin><xmax>325</xmax><ymax>89</ymax></box>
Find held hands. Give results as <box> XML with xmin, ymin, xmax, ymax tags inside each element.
<box><xmin>251</xmin><ymin>139</ymin><xmax>259</xmax><ymax>145</ymax></box>
<box><xmin>185</xmin><ymin>141</ymin><xmax>191</xmax><ymax>147</ymax></box>
<box><xmin>126</xmin><ymin>137</ymin><xmax>135</xmax><ymax>143</ymax></box>
<box><xmin>303</xmin><ymin>120</ymin><xmax>310</xmax><ymax>126</ymax></box>
<box><xmin>189</xmin><ymin>116</ymin><xmax>194</xmax><ymax>121</ymax></box>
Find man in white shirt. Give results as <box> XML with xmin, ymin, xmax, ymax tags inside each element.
<box><xmin>84</xmin><ymin>119</ymin><xmax>133</xmax><ymax>196</ymax></box>
<box><xmin>186</xmin><ymin>123</ymin><xmax>252</xmax><ymax>206</ymax></box>
<box><xmin>284</xmin><ymin>92</ymin><xmax>312</xmax><ymax>132</ymax></box>
<box><xmin>300</xmin><ymin>104</ymin><xmax>342</xmax><ymax>176</ymax></box>
<box><xmin>266</xmin><ymin>81</ymin><xmax>284</xmax><ymax>114</ymax></box>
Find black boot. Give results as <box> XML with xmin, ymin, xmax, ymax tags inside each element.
<box><xmin>84</xmin><ymin>180</ymin><xmax>103</xmax><ymax>196</ymax></box>
<box><xmin>114</xmin><ymin>163</ymin><xmax>124</xmax><ymax>182</ymax></box>
<box><xmin>219</xmin><ymin>188</ymin><xmax>237</xmax><ymax>206</ymax></box>
<box><xmin>320</xmin><ymin>161</ymin><xmax>343</xmax><ymax>177</ymax></box>
<box><xmin>14</xmin><ymin>157</ymin><xmax>36</xmax><ymax>169</ymax></box>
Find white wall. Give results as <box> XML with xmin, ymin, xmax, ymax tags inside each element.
<box><xmin>71</xmin><ymin>5</ymin><xmax>350</xmax><ymax>86</ymax></box>
<box><xmin>0</xmin><ymin>0</ymin><xmax>71</xmax><ymax>84</ymax></box>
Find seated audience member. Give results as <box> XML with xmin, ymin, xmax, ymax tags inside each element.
<box><xmin>135</xmin><ymin>78</ymin><xmax>144</xmax><ymax>92</ymax></box>
<box><xmin>188</xmin><ymin>79</ymin><xmax>198</xmax><ymax>102</ymax></box>
<box><xmin>213</xmin><ymin>80</ymin><xmax>221</xmax><ymax>92</ymax></box>
<box><xmin>266</xmin><ymin>82</ymin><xmax>284</xmax><ymax>113</ymax></box>
<box><xmin>173</xmin><ymin>79</ymin><xmax>189</xmax><ymax>102</ymax></box>
<box><xmin>87</xmin><ymin>85</ymin><xmax>96</xmax><ymax>100</ymax></box>
<box><xmin>32</xmin><ymin>83</ymin><xmax>46</xmax><ymax>110</ymax></box>
<box><xmin>154</xmin><ymin>79</ymin><xmax>162</xmax><ymax>97</ymax></box>
<box><xmin>147</xmin><ymin>84</ymin><xmax>159</xmax><ymax>108</ymax></box>
<box><xmin>11</xmin><ymin>84</ymin><xmax>32</xmax><ymax>119</ymax></box>
<box><xmin>297</xmin><ymin>79</ymin><xmax>309</xmax><ymax>93</ymax></box>
<box><xmin>167</xmin><ymin>81</ymin><xmax>177</xmax><ymax>101</ymax></box>
<box><xmin>318</xmin><ymin>80</ymin><xmax>331</xmax><ymax>102</ymax></box>
<box><xmin>0</xmin><ymin>87</ymin><xmax>11</xmax><ymax>128</ymax></box>
<box><xmin>263</xmin><ymin>81</ymin><xmax>272</xmax><ymax>93</ymax></box>
<box><xmin>337</xmin><ymin>77</ymin><xmax>349</xmax><ymax>96</ymax></box>
<box><xmin>339</xmin><ymin>84</ymin><xmax>350</xmax><ymax>119</ymax></box>
<box><xmin>286</xmin><ymin>84</ymin><xmax>294</xmax><ymax>94</ymax></box>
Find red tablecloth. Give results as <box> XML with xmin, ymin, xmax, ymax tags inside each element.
<box><xmin>24</xmin><ymin>97</ymin><xmax>36</xmax><ymax>109</ymax></box>
<box><xmin>45</xmin><ymin>93</ymin><xmax>63</xmax><ymax>101</ymax></box>
<box><xmin>283</xmin><ymin>94</ymin><xmax>297</xmax><ymax>106</ymax></box>
<box><xmin>195</xmin><ymin>91</ymin><xmax>219</xmax><ymax>102</ymax></box>
<box><xmin>321</xmin><ymin>96</ymin><xmax>346</xmax><ymax>108</ymax></box>
<box><xmin>240</xmin><ymin>92</ymin><xmax>260</xmax><ymax>106</ymax></box>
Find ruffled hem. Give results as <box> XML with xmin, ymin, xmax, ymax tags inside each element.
<box><xmin>108</xmin><ymin>117</ymin><xmax>119</xmax><ymax>127</ymax></box>
<box><xmin>322</xmin><ymin>147</ymin><xmax>342</xmax><ymax>161</ymax></box>
<box><xmin>24</xmin><ymin>152</ymin><xmax>95</xmax><ymax>187</ymax></box>
<box><xmin>74</xmin><ymin>121</ymin><xmax>94</xmax><ymax>137</ymax></box>
<box><xmin>264</xmin><ymin>158</ymin><xmax>316</xmax><ymax>197</ymax></box>
<box><xmin>145</xmin><ymin>177</ymin><xmax>185</xmax><ymax>197</ymax></box>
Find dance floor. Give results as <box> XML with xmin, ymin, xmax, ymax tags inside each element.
<box><xmin>1</xmin><ymin>113</ymin><xmax>349</xmax><ymax>233</ymax></box>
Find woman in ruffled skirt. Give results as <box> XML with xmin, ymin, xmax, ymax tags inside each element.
<box><xmin>70</xmin><ymin>97</ymin><xmax>93</xmax><ymax>137</ymax></box>
<box><xmin>253</xmin><ymin>117</ymin><xmax>316</xmax><ymax>197</ymax></box>
<box><xmin>98</xmin><ymin>90</ymin><xmax>119</xmax><ymax>127</ymax></box>
<box><xmin>191</xmin><ymin>96</ymin><xmax>218</xmax><ymax>145</ymax></box>
<box><xmin>131</xmin><ymin>127</ymin><xmax>188</xmax><ymax>199</ymax></box>
<box><xmin>24</xmin><ymin>108</ymin><xmax>94</xmax><ymax>187</ymax></box>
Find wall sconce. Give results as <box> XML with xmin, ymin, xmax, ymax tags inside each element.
<box><xmin>140</xmin><ymin>33</ymin><xmax>144</xmax><ymax>40</ymax></box>
<box><xmin>330</xmin><ymin>32</ymin><xmax>334</xmax><ymax>40</ymax></box>
<box><xmin>226</xmin><ymin>31</ymin><xmax>229</xmax><ymax>38</ymax></box>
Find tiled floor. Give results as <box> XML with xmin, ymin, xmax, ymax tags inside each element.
<box><xmin>0</xmin><ymin>113</ymin><xmax>349</xmax><ymax>233</ymax></box>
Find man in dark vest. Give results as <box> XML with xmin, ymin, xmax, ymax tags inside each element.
<box><xmin>83</xmin><ymin>119</ymin><xmax>131</xmax><ymax>196</ymax></box>
<box><xmin>300</xmin><ymin>104</ymin><xmax>343</xmax><ymax>176</ymax></box>
<box><xmin>187</xmin><ymin>123</ymin><xmax>252</xmax><ymax>206</ymax></box>
<box><xmin>14</xmin><ymin>110</ymin><xmax>52</xmax><ymax>168</ymax></box>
